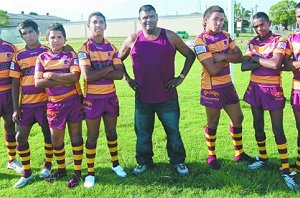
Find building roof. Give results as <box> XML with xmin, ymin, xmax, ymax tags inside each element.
<box><xmin>7</xmin><ymin>13</ymin><xmax>70</xmax><ymax>22</ymax></box>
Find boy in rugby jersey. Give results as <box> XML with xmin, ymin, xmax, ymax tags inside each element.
<box><xmin>194</xmin><ymin>5</ymin><xmax>252</xmax><ymax>170</ymax></box>
<box><xmin>35</xmin><ymin>23</ymin><xmax>83</xmax><ymax>188</ymax></box>
<box><xmin>0</xmin><ymin>26</ymin><xmax>22</xmax><ymax>174</ymax></box>
<box><xmin>9</xmin><ymin>20</ymin><xmax>53</xmax><ymax>188</ymax></box>
<box><xmin>283</xmin><ymin>2</ymin><xmax>300</xmax><ymax>176</ymax></box>
<box><xmin>78</xmin><ymin>12</ymin><xmax>126</xmax><ymax>188</ymax></box>
<box><xmin>242</xmin><ymin>12</ymin><xmax>298</xmax><ymax>190</ymax></box>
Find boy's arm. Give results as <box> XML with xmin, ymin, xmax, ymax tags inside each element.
<box><xmin>80</xmin><ymin>64</ymin><xmax>114</xmax><ymax>82</ymax></box>
<box><xmin>241</xmin><ymin>55</ymin><xmax>261</xmax><ymax>71</ymax></box>
<box><xmin>43</xmin><ymin>71</ymin><xmax>80</xmax><ymax>84</ymax></box>
<box><xmin>103</xmin><ymin>63</ymin><xmax>124</xmax><ymax>80</ymax></box>
<box><xmin>11</xmin><ymin>78</ymin><xmax>21</xmax><ymax>123</ymax></box>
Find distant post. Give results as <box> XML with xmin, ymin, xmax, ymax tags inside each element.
<box><xmin>228</xmin><ymin>0</ymin><xmax>235</xmax><ymax>81</ymax></box>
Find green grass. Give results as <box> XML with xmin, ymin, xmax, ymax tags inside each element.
<box><xmin>1</xmin><ymin>36</ymin><xmax>300</xmax><ymax>197</ymax></box>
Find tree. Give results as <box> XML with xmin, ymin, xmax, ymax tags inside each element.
<box><xmin>269</xmin><ymin>0</ymin><xmax>297</xmax><ymax>30</ymax></box>
<box><xmin>0</xmin><ymin>10</ymin><xmax>9</xmax><ymax>27</ymax></box>
<box><xmin>29</xmin><ymin>12</ymin><xmax>38</xmax><ymax>15</ymax></box>
<box><xmin>234</xmin><ymin>2</ymin><xmax>251</xmax><ymax>34</ymax></box>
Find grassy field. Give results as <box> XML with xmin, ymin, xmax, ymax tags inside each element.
<box><xmin>1</xmin><ymin>35</ymin><xmax>300</xmax><ymax>197</ymax></box>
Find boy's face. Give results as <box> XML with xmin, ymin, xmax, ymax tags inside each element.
<box><xmin>205</xmin><ymin>12</ymin><xmax>225</xmax><ymax>35</ymax></box>
<box><xmin>88</xmin><ymin>15</ymin><xmax>106</xmax><ymax>37</ymax></box>
<box><xmin>20</xmin><ymin>27</ymin><xmax>39</xmax><ymax>46</ymax></box>
<box><xmin>252</xmin><ymin>18</ymin><xmax>271</xmax><ymax>38</ymax></box>
<box><xmin>47</xmin><ymin>30</ymin><xmax>66</xmax><ymax>52</ymax></box>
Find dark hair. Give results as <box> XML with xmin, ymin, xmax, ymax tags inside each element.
<box><xmin>18</xmin><ymin>19</ymin><xmax>39</xmax><ymax>34</ymax></box>
<box><xmin>47</xmin><ymin>23</ymin><xmax>66</xmax><ymax>38</ymax></box>
<box><xmin>88</xmin><ymin>12</ymin><xmax>106</xmax><ymax>24</ymax></box>
<box><xmin>139</xmin><ymin>4</ymin><xmax>156</xmax><ymax>13</ymax></box>
<box><xmin>203</xmin><ymin>6</ymin><xmax>225</xmax><ymax>27</ymax></box>
<box><xmin>296</xmin><ymin>2</ymin><xmax>300</xmax><ymax>9</ymax></box>
<box><xmin>252</xmin><ymin>12</ymin><xmax>269</xmax><ymax>22</ymax></box>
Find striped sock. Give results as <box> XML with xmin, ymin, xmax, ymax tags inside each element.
<box><xmin>296</xmin><ymin>138</ymin><xmax>300</xmax><ymax>169</ymax></box>
<box><xmin>107</xmin><ymin>135</ymin><xmax>119</xmax><ymax>167</ymax></box>
<box><xmin>255</xmin><ymin>133</ymin><xmax>268</xmax><ymax>161</ymax></box>
<box><xmin>44</xmin><ymin>140</ymin><xmax>53</xmax><ymax>170</ymax></box>
<box><xmin>275</xmin><ymin>136</ymin><xmax>290</xmax><ymax>174</ymax></box>
<box><xmin>230</xmin><ymin>125</ymin><xmax>244</xmax><ymax>157</ymax></box>
<box><xmin>53</xmin><ymin>144</ymin><xmax>66</xmax><ymax>172</ymax></box>
<box><xmin>17</xmin><ymin>142</ymin><xmax>31</xmax><ymax>178</ymax></box>
<box><xmin>72</xmin><ymin>139</ymin><xmax>83</xmax><ymax>176</ymax></box>
<box><xmin>205</xmin><ymin>126</ymin><xmax>217</xmax><ymax>159</ymax></box>
<box><xmin>86</xmin><ymin>142</ymin><xmax>96</xmax><ymax>176</ymax></box>
<box><xmin>5</xmin><ymin>133</ymin><xmax>17</xmax><ymax>162</ymax></box>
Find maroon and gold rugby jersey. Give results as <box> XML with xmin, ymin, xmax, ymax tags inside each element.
<box><xmin>285</xmin><ymin>30</ymin><xmax>300</xmax><ymax>89</ymax></box>
<box><xmin>78</xmin><ymin>38</ymin><xmax>121</xmax><ymax>99</ymax></box>
<box><xmin>9</xmin><ymin>44</ymin><xmax>48</xmax><ymax>107</ymax></box>
<box><xmin>194</xmin><ymin>31</ymin><xmax>236</xmax><ymax>89</ymax></box>
<box><xmin>0</xmin><ymin>39</ymin><xmax>17</xmax><ymax>93</ymax></box>
<box><xmin>245</xmin><ymin>33</ymin><xmax>286</xmax><ymax>85</ymax></box>
<box><xmin>35</xmin><ymin>50</ymin><xmax>82</xmax><ymax>103</ymax></box>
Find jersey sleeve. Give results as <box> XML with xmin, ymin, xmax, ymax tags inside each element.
<box><xmin>194</xmin><ymin>37</ymin><xmax>212</xmax><ymax>62</ymax></box>
<box><xmin>9</xmin><ymin>53</ymin><xmax>21</xmax><ymax>78</ymax></box>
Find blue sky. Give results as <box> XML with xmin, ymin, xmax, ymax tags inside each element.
<box><xmin>1</xmin><ymin>0</ymin><xmax>282</xmax><ymax>21</ymax></box>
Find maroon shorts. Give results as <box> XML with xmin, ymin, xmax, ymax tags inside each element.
<box><xmin>200</xmin><ymin>83</ymin><xmax>239</xmax><ymax>109</ymax></box>
<box><xmin>83</xmin><ymin>96</ymin><xmax>119</xmax><ymax>120</ymax></box>
<box><xmin>0</xmin><ymin>91</ymin><xmax>13</xmax><ymax>117</ymax></box>
<box><xmin>20</xmin><ymin>105</ymin><xmax>48</xmax><ymax>127</ymax></box>
<box><xmin>291</xmin><ymin>89</ymin><xmax>300</xmax><ymax>111</ymax></box>
<box><xmin>243</xmin><ymin>82</ymin><xmax>285</xmax><ymax>111</ymax></box>
<box><xmin>47</xmin><ymin>96</ymin><xmax>83</xmax><ymax>129</ymax></box>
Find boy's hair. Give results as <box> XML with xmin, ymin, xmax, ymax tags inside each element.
<box><xmin>47</xmin><ymin>23</ymin><xmax>66</xmax><ymax>38</ymax></box>
<box><xmin>252</xmin><ymin>12</ymin><xmax>269</xmax><ymax>22</ymax></box>
<box><xmin>203</xmin><ymin>6</ymin><xmax>225</xmax><ymax>27</ymax></box>
<box><xmin>139</xmin><ymin>4</ymin><xmax>156</xmax><ymax>13</ymax></box>
<box><xmin>18</xmin><ymin>19</ymin><xmax>39</xmax><ymax>34</ymax></box>
<box><xmin>88</xmin><ymin>12</ymin><xmax>106</xmax><ymax>24</ymax></box>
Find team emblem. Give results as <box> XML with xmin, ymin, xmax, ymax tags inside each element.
<box><xmin>194</xmin><ymin>45</ymin><xmax>207</xmax><ymax>55</ymax></box>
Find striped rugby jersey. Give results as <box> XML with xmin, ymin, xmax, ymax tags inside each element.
<box><xmin>9</xmin><ymin>44</ymin><xmax>48</xmax><ymax>107</ymax></box>
<box><xmin>285</xmin><ymin>30</ymin><xmax>300</xmax><ymax>89</ymax></box>
<box><xmin>0</xmin><ymin>39</ymin><xmax>17</xmax><ymax>93</ymax></box>
<box><xmin>35</xmin><ymin>50</ymin><xmax>82</xmax><ymax>102</ymax></box>
<box><xmin>245</xmin><ymin>33</ymin><xmax>286</xmax><ymax>85</ymax></box>
<box><xmin>194</xmin><ymin>31</ymin><xmax>236</xmax><ymax>89</ymax></box>
<box><xmin>78</xmin><ymin>38</ymin><xmax>121</xmax><ymax>99</ymax></box>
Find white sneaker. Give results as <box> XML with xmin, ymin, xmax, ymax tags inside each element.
<box><xmin>174</xmin><ymin>163</ymin><xmax>189</xmax><ymax>176</ymax></box>
<box><xmin>39</xmin><ymin>168</ymin><xmax>51</xmax><ymax>178</ymax></box>
<box><xmin>13</xmin><ymin>174</ymin><xmax>34</xmax><ymax>188</ymax></box>
<box><xmin>112</xmin><ymin>165</ymin><xmax>127</xmax><ymax>178</ymax></box>
<box><xmin>248</xmin><ymin>156</ymin><xmax>267</xmax><ymax>170</ymax></box>
<box><xmin>7</xmin><ymin>160</ymin><xmax>23</xmax><ymax>174</ymax></box>
<box><xmin>84</xmin><ymin>175</ymin><xmax>95</xmax><ymax>188</ymax></box>
<box><xmin>282</xmin><ymin>173</ymin><xmax>299</xmax><ymax>190</ymax></box>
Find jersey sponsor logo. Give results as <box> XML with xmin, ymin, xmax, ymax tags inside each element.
<box><xmin>6</xmin><ymin>53</ymin><xmax>12</xmax><ymax>60</ymax></box>
<box><xmin>64</xmin><ymin>60</ymin><xmax>69</xmax><ymax>66</ymax></box>
<box><xmin>277</xmin><ymin>41</ymin><xmax>287</xmax><ymax>49</ymax></box>
<box><xmin>78</xmin><ymin>52</ymin><xmax>87</xmax><ymax>60</ymax></box>
<box><xmin>73</xmin><ymin>58</ymin><xmax>79</xmax><ymax>65</ymax></box>
<box><xmin>10</xmin><ymin>62</ymin><xmax>15</xmax><ymax>70</ymax></box>
<box><xmin>194</xmin><ymin>45</ymin><xmax>207</xmax><ymax>55</ymax></box>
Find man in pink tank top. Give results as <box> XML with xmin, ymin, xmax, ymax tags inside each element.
<box><xmin>119</xmin><ymin>4</ymin><xmax>195</xmax><ymax>176</ymax></box>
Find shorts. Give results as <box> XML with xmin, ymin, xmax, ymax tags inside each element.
<box><xmin>200</xmin><ymin>83</ymin><xmax>239</xmax><ymax>109</ymax></box>
<box><xmin>0</xmin><ymin>91</ymin><xmax>13</xmax><ymax>117</ymax></box>
<box><xmin>20</xmin><ymin>105</ymin><xmax>48</xmax><ymax>127</ymax></box>
<box><xmin>243</xmin><ymin>82</ymin><xmax>285</xmax><ymax>111</ymax></box>
<box><xmin>83</xmin><ymin>96</ymin><xmax>119</xmax><ymax>120</ymax></box>
<box><xmin>291</xmin><ymin>89</ymin><xmax>300</xmax><ymax>111</ymax></box>
<box><xmin>47</xmin><ymin>96</ymin><xmax>83</xmax><ymax>129</ymax></box>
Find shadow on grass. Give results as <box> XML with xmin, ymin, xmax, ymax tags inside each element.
<box><xmin>78</xmin><ymin>158</ymin><xmax>300</xmax><ymax>196</ymax></box>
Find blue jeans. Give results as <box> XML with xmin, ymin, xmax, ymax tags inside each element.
<box><xmin>135</xmin><ymin>98</ymin><xmax>186</xmax><ymax>165</ymax></box>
